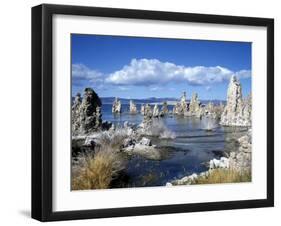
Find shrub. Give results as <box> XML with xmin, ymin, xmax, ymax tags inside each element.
<box><xmin>72</xmin><ymin>146</ymin><xmax>126</xmax><ymax>190</ymax></box>
<box><xmin>96</xmin><ymin>127</ymin><xmax>133</xmax><ymax>150</ymax></box>
<box><xmin>193</xmin><ymin>168</ymin><xmax>251</xmax><ymax>184</ymax></box>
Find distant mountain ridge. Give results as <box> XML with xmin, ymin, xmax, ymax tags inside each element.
<box><xmin>101</xmin><ymin>97</ymin><xmax>226</xmax><ymax>105</ymax></box>
<box><xmin>72</xmin><ymin>96</ymin><xmax>226</xmax><ymax>105</ymax></box>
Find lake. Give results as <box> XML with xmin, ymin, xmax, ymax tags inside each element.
<box><xmin>101</xmin><ymin>103</ymin><xmax>247</xmax><ymax>188</ymax></box>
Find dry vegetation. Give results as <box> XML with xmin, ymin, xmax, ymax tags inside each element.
<box><xmin>72</xmin><ymin>146</ymin><xmax>126</xmax><ymax>190</ymax></box>
<box><xmin>193</xmin><ymin>168</ymin><xmax>251</xmax><ymax>185</ymax></box>
<box><xmin>96</xmin><ymin>127</ymin><xmax>133</xmax><ymax>149</ymax></box>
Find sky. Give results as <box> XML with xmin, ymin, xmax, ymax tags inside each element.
<box><xmin>71</xmin><ymin>34</ymin><xmax>251</xmax><ymax>100</ymax></box>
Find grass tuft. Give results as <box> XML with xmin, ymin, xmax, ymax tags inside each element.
<box><xmin>193</xmin><ymin>168</ymin><xmax>251</xmax><ymax>185</ymax></box>
<box><xmin>72</xmin><ymin>146</ymin><xmax>125</xmax><ymax>190</ymax></box>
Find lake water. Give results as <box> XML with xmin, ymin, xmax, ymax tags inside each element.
<box><xmin>101</xmin><ymin>103</ymin><xmax>247</xmax><ymax>188</ymax></box>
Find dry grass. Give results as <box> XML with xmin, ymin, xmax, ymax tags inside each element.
<box><xmin>72</xmin><ymin>147</ymin><xmax>125</xmax><ymax>190</ymax></box>
<box><xmin>193</xmin><ymin>168</ymin><xmax>251</xmax><ymax>185</ymax></box>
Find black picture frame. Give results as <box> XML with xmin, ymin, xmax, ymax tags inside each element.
<box><xmin>32</xmin><ymin>3</ymin><xmax>274</xmax><ymax>222</ymax></box>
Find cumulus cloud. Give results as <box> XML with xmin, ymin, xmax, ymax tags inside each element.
<box><xmin>105</xmin><ymin>58</ymin><xmax>251</xmax><ymax>86</ymax></box>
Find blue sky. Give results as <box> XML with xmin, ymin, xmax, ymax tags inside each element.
<box><xmin>72</xmin><ymin>34</ymin><xmax>251</xmax><ymax>100</ymax></box>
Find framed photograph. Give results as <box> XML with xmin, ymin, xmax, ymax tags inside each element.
<box><xmin>32</xmin><ymin>4</ymin><xmax>274</xmax><ymax>221</ymax></box>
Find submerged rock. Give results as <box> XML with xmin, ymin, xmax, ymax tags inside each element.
<box><xmin>220</xmin><ymin>76</ymin><xmax>251</xmax><ymax>126</ymax></box>
<box><xmin>112</xmin><ymin>97</ymin><xmax>122</xmax><ymax>113</ymax></box>
<box><xmin>72</xmin><ymin>88</ymin><xmax>102</xmax><ymax>136</ymax></box>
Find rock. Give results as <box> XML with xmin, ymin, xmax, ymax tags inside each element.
<box><xmin>112</xmin><ymin>97</ymin><xmax>122</xmax><ymax>113</ymax></box>
<box><xmin>139</xmin><ymin>104</ymin><xmax>153</xmax><ymax>130</ymax></box>
<box><xmin>166</xmin><ymin>130</ymin><xmax>252</xmax><ymax>186</ymax></box>
<box><xmin>209</xmin><ymin>157</ymin><xmax>229</xmax><ymax>169</ymax></box>
<box><xmin>220</xmin><ymin>76</ymin><xmax>251</xmax><ymax>126</ymax></box>
<box><xmin>168</xmin><ymin>173</ymin><xmax>198</xmax><ymax>185</ymax></box>
<box><xmin>143</xmin><ymin>104</ymin><xmax>153</xmax><ymax>116</ymax></box>
<box><xmin>72</xmin><ymin>93</ymin><xmax>82</xmax><ymax>132</ymax></box>
<box><xmin>196</xmin><ymin>106</ymin><xmax>205</xmax><ymax>119</ymax></box>
<box><xmin>153</xmin><ymin>104</ymin><xmax>160</xmax><ymax>117</ymax></box>
<box><xmin>229</xmin><ymin>130</ymin><xmax>252</xmax><ymax>171</ymax></box>
<box><xmin>160</xmin><ymin>101</ymin><xmax>169</xmax><ymax>115</ymax></box>
<box><xmin>183</xmin><ymin>92</ymin><xmax>205</xmax><ymax>118</ymax></box>
<box><xmin>123</xmin><ymin>121</ymin><xmax>136</xmax><ymax>129</ymax></box>
<box><xmin>139</xmin><ymin>137</ymin><xmax>152</xmax><ymax>146</ymax></box>
<box><xmin>140</xmin><ymin>104</ymin><xmax>145</xmax><ymax>115</ymax></box>
<box><xmin>124</xmin><ymin>121</ymin><xmax>129</xmax><ymax>128</ymax></box>
<box><xmin>205</xmin><ymin>102</ymin><xmax>214</xmax><ymax>115</ymax></box>
<box><xmin>72</xmin><ymin>88</ymin><xmax>102</xmax><ymax>136</ymax></box>
<box><xmin>189</xmin><ymin>93</ymin><xmax>201</xmax><ymax>114</ymax></box>
<box><xmin>122</xmin><ymin>137</ymin><xmax>135</xmax><ymax>148</ymax></box>
<box><xmin>72</xmin><ymin>92</ymin><xmax>82</xmax><ymax>109</ymax></box>
<box><xmin>173</xmin><ymin>92</ymin><xmax>188</xmax><ymax>115</ymax></box>
<box><xmin>84</xmin><ymin>137</ymin><xmax>97</xmax><ymax>147</ymax></box>
<box><xmin>129</xmin><ymin>100</ymin><xmax>137</xmax><ymax>114</ymax></box>
<box><xmin>204</xmin><ymin>102</ymin><xmax>221</xmax><ymax>119</ymax></box>
<box><xmin>124</xmin><ymin>144</ymin><xmax>161</xmax><ymax>160</ymax></box>
<box><xmin>101</xmin><ymin>120</ymin><xmax>112</xmax><ymax>130</ymax></box>
<box><xmin>109</xmin><ymin>123</ymin><xmax>115</xmax><ymax>132</ymax></box>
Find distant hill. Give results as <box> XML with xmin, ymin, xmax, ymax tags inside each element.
<box><xmin>100</xmin><ymin>97</ymin><xmax>178</xmax><ymax>104</ymax></box>
<box><xmin>72</xmin><ymin>96</ymin><xmax>226</xmax><ymax>105</ymax></box>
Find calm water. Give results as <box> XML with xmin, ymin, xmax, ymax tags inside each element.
<box><xmin>101</xmin><ymin>103</ymin><xmax>247</xmax><ymax>188</ymax></box>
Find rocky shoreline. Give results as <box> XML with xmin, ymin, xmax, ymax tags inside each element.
<box><xmin>166</xmin><ymin>130</ymin><xmax>252</xmax><ymax>186</ymax></box>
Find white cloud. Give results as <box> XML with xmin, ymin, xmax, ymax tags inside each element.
<box><xmin>72</xmin><ymin>64</ymin><xmax>103</xmax><ymax>84</ymax></box>
<box><xmin>105</xmin><ymin>58</ymin><xmax>251</xmax><ymax>86</ymax></box>
<box><xmin>149</xmin><ymin>86</ymin><xmax>163</xmax><ymax>91</ymax></box>
<box><xmin>117</xmin><ymin>86</ymin><xmax>131</xmax><ymax>91</ymax></box>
